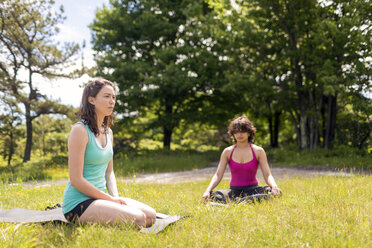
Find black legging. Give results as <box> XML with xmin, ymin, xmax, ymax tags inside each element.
<box><xmin>210</xmin><ymin>184</ymin><xmax>276</xmax><ymax>203</ymax></box>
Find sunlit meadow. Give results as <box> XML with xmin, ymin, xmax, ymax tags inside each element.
<box><xmin>1</xmin><ymin>175</ymin><xmax>371</xmax><ymax>247</ymax></box>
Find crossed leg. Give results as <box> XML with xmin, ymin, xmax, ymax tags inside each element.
<box><xmin>79</xmin><ymin>198</ymin><xmax>156</xmax><ymax>227</ymax></box>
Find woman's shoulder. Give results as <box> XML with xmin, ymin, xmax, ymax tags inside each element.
<box><xmin>251</xmin><ymin>143</ymin><xmax>263</xmax><ymax>150</ymax></box>
<box><xmin>251</xmin><ymin>144</ymin><xmax>265</xmax><ymax>156</ymax></box>
<box><xmin>70</xmin><ymin>122</ymin><xmax>89</xmax><ymax>137</ymax></box>
<box><xmin>221</xmin><ymin>145</ymin><xmax>235</xmax><ymax>157</ymax></box>
<box><xmin>223</xmin><ymin>145</ymin><xmax>235</xmax><ymax>153</ymax></box>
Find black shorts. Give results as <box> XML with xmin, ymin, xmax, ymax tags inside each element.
<box><xmin>64</xmin><ymin>198</ymin><xmax>96</xmax><ymax>223</ymax></box>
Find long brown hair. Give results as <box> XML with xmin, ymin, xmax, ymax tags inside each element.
<box><xmin>228</xmin><ymin>116</ymin><xmax>256</xmax><ymax>143</ymax></box>
<box><xmin>78</xmin><ymin>78</ymin><xmax>115</xmax><ymax>136</ymax></box>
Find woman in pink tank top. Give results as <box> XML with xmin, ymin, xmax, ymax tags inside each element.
<box><xmin>202</xmin><ymin>116</ymin><xmax>281</xmax><ymax>203</ymax></box>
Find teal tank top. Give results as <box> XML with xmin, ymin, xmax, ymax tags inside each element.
<box><xmin>62</xmin><ymin>121</ymin><xmax>113</xmax><ymax>214</ymax></box>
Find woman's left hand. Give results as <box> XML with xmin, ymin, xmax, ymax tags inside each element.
<box><xmin>112</xmin><ymin>196</ymin><xmax>127</xmax><ymax>205</ymax></box>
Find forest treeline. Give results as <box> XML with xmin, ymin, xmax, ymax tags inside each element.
<box><xmin>0</xmin><ymin>0</ymin><xmax>371</xmax><ymax>166</ymax></box>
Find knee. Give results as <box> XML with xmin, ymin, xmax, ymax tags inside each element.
<box><xmin>144</xmin><ymin>209</ymin><xmax>156</xmax><ymax>227</ymax></box>
<box><xmin>134</xmin><ymin>212</ymin><xmax>148</xmax><ymax>227</ymax></box>
<box><xmin>134</xmin><ymin>211</ymin><xmax>156</xmax><ymax>227</ymax></box>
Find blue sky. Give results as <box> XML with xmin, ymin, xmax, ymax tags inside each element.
<box><xmin>53</xmin><ymin>0</ymin><xmax>108</xmax><ymax>50</ymax></box>
<box><xmin>35</xmin><ymin>0</ymin><xmax>109</xmax><ymax>107</ymax></box>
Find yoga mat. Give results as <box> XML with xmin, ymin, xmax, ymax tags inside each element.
<box><xmin>0</xmin><ymin>208</ymin><xmax>183</xmax><ymax>234</ymax></box>
<box><xmin>139</xmin><ymin>214</ymin><xmax>183</xmax><ymax>234</ymax></box>
<box><xmin>0</xmin><ymin>208</ymin><xmax>67</xmax><ymax>223</ymax></box>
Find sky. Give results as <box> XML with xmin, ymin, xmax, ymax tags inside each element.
<box><xmin>33</xmin><ymin>0</ymin><xmax>109</xmax><ymax>107</ymax></box>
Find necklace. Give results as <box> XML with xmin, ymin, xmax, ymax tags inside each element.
<box><xmin>99</xmin><ymin>124</ymin><xmax>106</xmax><ymax>134</ymax></box>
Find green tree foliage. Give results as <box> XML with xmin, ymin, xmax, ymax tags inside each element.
<box><xmin>33</xmin><ymin>115</ymin><xmax>72</xmax><ymax>156</ymax></box>
<box><xmin>91</xmin><ymin>0</ymin><xmax>232</xmax><ymax>149</ymax></box>
<box><xmin>0</xmin><ymin>94</ymin><xmax>23</xmax><ymax>166</ymax></box>
<box><xmin>337</xmin><ymin>94</ymin><xmax>371</xmax><ymax>150</ymax></box>
<box><xmin>0</xmin><ymin>0</ymin><xmax>79</xmax><ymax>161</ymax></box>
<box><xmin>210</xmin><ymin>0</ymin><xmax>371</xmax><ymax>150</ymax></box>
<box><xmin>209</xmin><ymin>0</ymin><xmax>291</xmax><ymax>148</ymax></box>
<box><xmin>91</xmin><ymin>0</ymin><xmax>370</xmax><ymax>152</ymax></box>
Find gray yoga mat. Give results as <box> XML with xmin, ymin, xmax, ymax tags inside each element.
<box><xmin>0</xmin><ymin>208</ymin><xmax>183</xmax><ymax>234</ymax></box>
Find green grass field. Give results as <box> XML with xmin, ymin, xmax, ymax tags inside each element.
<box><xmin>266</xmin><ymin>146</ymin><xmax>372</xmax><ymax>170</ymax></box>
<box><xmin>1</xmin><ymin>175</ymin><xmax>371</xmax><ymax>247</ymax></box>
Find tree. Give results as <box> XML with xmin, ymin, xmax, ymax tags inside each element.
<box><xmin>91</xmin><ymin>0</ymin><xmax>228</xmax><ymax>149</ymax></box>
<box><xmin>316</xmin><ymin>0</ymin><xmax>371</xmax><ymax>149</ymax></box>
<box><xmin>33</xmin><ymin>115</ymin><xmax>72</xmax><ymax>156</ymax></box>
<box><xmin>0</xmin><ymin>0</ymin><xmax>79</xmax><ymax>161</ymax></box>
<box><xmin>337</xmin><ymin>92</ymin><xmax>372</xmax><ymax>150</ymax></box>
<box><xmin>207</xmin><ymin>0</ymin><xmax>297</xmax><ymax>148</ymax></box>
<box><xmin>0</xmin><ymin>93</ymin><xmax>23</xmax><ymax>166</ymax></box>
<box><xmin>211</xmin><ymin>0</ymin><xmax>371</xmax><ymax>150</ymax></box>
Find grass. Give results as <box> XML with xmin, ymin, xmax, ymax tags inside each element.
<box><xmin>0</xmin><ymin>155</ymin><xmax>68</xmax><ymax>183</ymax></box>
<box><xmin>1</xmin><ymin>175</ymin><xmax>371</xmax><ymax>247</ymax></box>
<box><xmin>266</xmin><ymin>146</ymin><xmax>372</xmax><ymax>170</ymax></box>
<box><xmin>114</xmin><ymin>149</ymin><xmax>219</xmax><ymax>177</ymax></box>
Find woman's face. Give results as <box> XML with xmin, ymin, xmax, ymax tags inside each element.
<box><xmin>89</xmin><ymin>85</ymin><xmax>116</xmax><ymax>116</ymax></box>
<box><xmin>233</xmin><ymin>131</ymin><xmax>249</xmax><ymax>143</ymax></box>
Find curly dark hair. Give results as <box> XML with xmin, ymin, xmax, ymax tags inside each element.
<box><xmin>77</xmin><ymin>78</ymin><xmax>115</xmax><ymax>136</ymax></box>
<box><xmin>228</xmin><ymin>116</ymin><xmax>256</xmax><ymax>143</ymax></box>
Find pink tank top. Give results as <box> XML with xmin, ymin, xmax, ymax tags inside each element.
<box><xmin>229</xmin><ymin>144</ymin><xmax>259</xmax><ymax>187</ymax></box>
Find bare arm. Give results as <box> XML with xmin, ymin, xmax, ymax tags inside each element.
<box><xmin>106</xmin><ymin>160</ymin><xmax>119</xmax><ymax>197</ymax></box>
<box><xmin>105</xmin><ymin>129</ymin><xmax>119</xmax><ymax>197</ymax></box>
<box><xmin>68</xmin><ymin>125</ymin><xmax>121</xmax><ymax>203</ymax></box>
<box><xmin>202</xmin><ymin>148</ymin><xmax>230</xmax><ymax>200</ymax></box>
<box><xmin>255</xmin><ymin>146</ymin><xmax>281</xmax><ymax>196</ymax></box>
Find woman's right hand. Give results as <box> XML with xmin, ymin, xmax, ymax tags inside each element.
<box><xmin>202</xmin><ymin>191</ymin><xmax>211</xmax><ymax>201</ymax></box>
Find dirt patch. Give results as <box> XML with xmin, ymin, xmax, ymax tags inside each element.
<box><xmin>125</xmin><ymin>166</ymin><xmax>353</xmax><ymax>184</ymax></box>
<box><xmin>18</xmin><ymin>166</ymin><xmax>358</xmax><ymax>188</ymax></box>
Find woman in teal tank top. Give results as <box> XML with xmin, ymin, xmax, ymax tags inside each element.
<box><xmin>62</xmin><ymin>78</ymin><xmax>156</xmax><ymax>227</ymax></box>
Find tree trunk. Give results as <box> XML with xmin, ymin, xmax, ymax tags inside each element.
<box><xmin>2</xmin><ymin>138</ymin><xmax>6</xmax><ymax>160</ymax></box>
<box><xmin>287</xmin><ymin>20</ymin><xmax>308</xmax><ymax>149</ymax></box>
<box><xmin>309</xmin><ymin>114</ymin><xmax>314</xmax><ymax>150</ymax></box>
<box><xmin>321</xmin><ymin>95</ymin><xmax>326</xmax><ymax>145</ymax></box>
<box><xmin>23</xmin><ymin>102</ymin><xmax>32</xmax><ymax>162</ymax></box>
<box><xmin>290</xmin><ymin>111</ymin><xmax>301</xmax><ymax>147</ymax></box>
<box><xmin>23</xmin><ymin>68</ymin><xmax>36</xmax><ymax>162</ymax></box>
<box><xmin>163</xmin><ymin>100</ymin><xmax>173</xmax><ymax>149</ymax></box>
<box><xmin>315</xmin><ymin>93</ymin><xmax>325</xmax><ymax>150</ymax></box>
<box><xmin>42</xmin><ymin>129</ymin><xmax>46</xmax><ymax>156</ymax></box>
<box><xmin>163</xmin><ymin>126</ymin><xmax>172</xmax><ymax>149</ymax></box>
<box><xmin>273</xmin><ymin>111</ymin><xmax>280</xmax><ymax>147</ymax></box>
<box><xmin>308</xmin><ymin>90</ymin><xmax>319</xmax><ymax>151</ymax></box>
<box><xmin>300</xmin><ymin>112</ymin><xmax>308</xmax><ymax>149</ymax></box>
<box><xmin>268</xmin><ymin>115</ymin><xmax>274</xmax><ymax>147</ymax></box>
<box><xmin>269</xmin><ymin>111</ymin><xmax>280</xmax><ymax>148</ymax></box>
<box><xmin>324</xmin><ymin>94</ymin><xmax>337</xmax><ymax>149</ymax></box>
<box><xmin>309</xmin><ymin>113</ymin><xmax>319</xmax><ymax>151</ymax></box>
<box><xmin>293</xmin><ymin>55</ymin><xmax>308</xmax><ymax>149</ymax></box>
<box><xmin>358</xmin><ymin>131</ymin><xmax>371</xmax><ymax>149</ymax></box>
<box><xmin>7</xmin><ymin>127</ymin><xmax>14</xmax><ymax>166</ymax></box>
